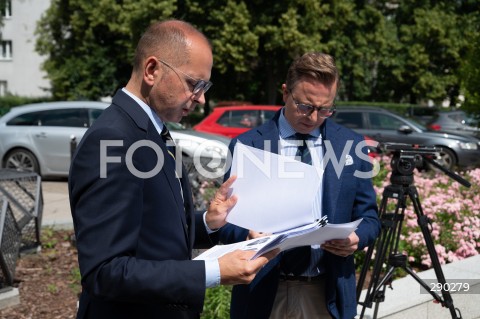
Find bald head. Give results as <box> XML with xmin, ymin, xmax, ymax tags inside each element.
<box><xmin>132</xmin><ymin>20</ymin><xmax>211</xmax><ymax>73</ymax></box>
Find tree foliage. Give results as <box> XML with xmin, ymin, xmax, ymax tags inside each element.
<box><xmin>35</xmin><ymin>0</ymin><xmax>176</xmax><ymax>100</ymax></box>
<box><xmin>459</xmin><ymin>5</ymin><xmax>480</xmax><ymax>114</ymax></box>
<box><xmin>0</xmin><ymin>0</ymin><xmax>7</xmax><ymax>30</ymax></box>
<box><xmin>34</xmin><ymin>0</ymin><xmax>479</xmax><ymax>110</ymax></box>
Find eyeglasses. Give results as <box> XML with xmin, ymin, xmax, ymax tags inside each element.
<box><xmin>157</xmin><ymin>59</ymin><xmax>213</xmax><ymax>95</ymax></box>
<box><xmin>291</xmin><ymin>93</ymin><xmax>336</xmax><ymax>117</ymax></box>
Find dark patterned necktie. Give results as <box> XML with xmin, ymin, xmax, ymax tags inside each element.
<box><xmin>161</xmin><ymin>125</ymin><xmax>184</xmax><ymax>201</ymax></box>
<box><xmin>161</xmin><ymin>125</ymin><xmax>177</xmax><ymax>165</ymax></box>
<box><xmin>280</xmin><ymin>133</ymin><xmax>313</xmax><ymax>275</ymax></box>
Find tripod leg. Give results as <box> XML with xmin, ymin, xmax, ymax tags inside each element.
<box><xmin>360</xmin><ymin>265</ymin><xmax>398</xmax><ymax>319</ymax></box>
<box><xmin>358</xmin><ymin>214</ymin><xmax>397</xmax><ymax>309</ymax></box>
<box><xmin>408</xmin><ymin>186</ymin><xmax>462</xmax><ymax>319</ymax></box>
<box><xmin>403</xmin><ymin>266</ymin><xmax>445</xmax><ymax>304</ymax></box>
<box><xmin>357</xmin><ymin>185</ymin><xmax>406</xmax><ymax>318</ymax></box>
<box><xmin>357</xmin><ymin>189</ymin><xmax>392</xmax><ymax>301</ymax></box>
<box><xmin>356</xmin><ymin>241</ymin><xmax>375</xmax><ymax>300</ymax></box>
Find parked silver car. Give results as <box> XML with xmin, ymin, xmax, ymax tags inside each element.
<box><xmin>0</xmin><ymin>102</ymin><xmax>230</xmax><ymax>178</ymax></box>
<box><xmin>331</xmin><ymin>107</ymin><xmax>480</xmax><ymax>170</ymax></box>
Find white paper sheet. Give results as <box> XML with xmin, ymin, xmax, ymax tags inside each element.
<box><xmin>226</xmin><ymin>143</ymin><xmax>322</xmax><ymax>233</ymax></box>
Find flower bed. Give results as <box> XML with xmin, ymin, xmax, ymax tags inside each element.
<box><xmin>372</xmin><ymin>155</ymin><xmax>480</xmax><ymax>268</ymax></box>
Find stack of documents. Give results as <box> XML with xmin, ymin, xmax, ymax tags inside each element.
<box><xmin>194</xmin><ymin>143</ymin><xmax>362</xmax><ymax>260</ymax></box>
<box><xmin>195</xmin><ymin>216</ymin><xmax>361</xmax><ymax>260</ymax></box>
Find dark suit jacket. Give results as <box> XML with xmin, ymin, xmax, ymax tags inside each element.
<box><xmin>219</xmin><ymin>110</ymin><xmax>381</xmax><ymax>319</ymax></box>
<box><xmin>69</xmin><ymin>90</ymin><xmax>215</xmax><ymax>319</ymax></box>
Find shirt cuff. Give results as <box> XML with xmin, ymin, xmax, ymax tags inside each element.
<box><xmin>203</xmin><ymin>211</ymin><xmax>219</xmax><ymax>234</ymax></box>
<box><xmin>205</xmin><ymin>258</ymin><xmax>221</xmax><ymax>288</ymax></box>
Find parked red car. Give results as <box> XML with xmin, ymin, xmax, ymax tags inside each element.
<box><xmin>193</xmin><ymin>105</ymin><xmax>282</xmax><ymax>138</ymax></box>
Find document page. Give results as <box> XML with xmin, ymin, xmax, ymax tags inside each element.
<box><xmin>271</xmin><ymin>218</ymin><xmax>363</xmax><ymax>254</ymax></box>
<box><xmin>194</xmin><ymin>218</ymin><xmax>362</xmax><ymax>261</ymax></box>
<box><xmin>226</xmin><ymin>143</ymin><xmax>322</xmax><ymax>233</ymax></box>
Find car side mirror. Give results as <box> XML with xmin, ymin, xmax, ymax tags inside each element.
<box><xmin>398</xmin><ymin>125</ymin><xmax>413</xmax><ymax>134</ymax></box>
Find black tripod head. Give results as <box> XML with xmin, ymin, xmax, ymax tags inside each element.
<box><xmin>381</xmin><ymin>143</ymin><xmax>471</xmax><ymax>188</ymax></box>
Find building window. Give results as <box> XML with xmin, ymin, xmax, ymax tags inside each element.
<box><xmin>0</xmin><ymin>81</ymin><xmax>7</xmax><ymax>97</ymax></box>
<box><xmin>0</xmin><ymin>41</ymin><xmax>12</xmax><ymax>60</ymax></box>
<box><xmin>1</xmin><ymin>0</ymin><xmax>12</xmax><ymax>18</ymax></box>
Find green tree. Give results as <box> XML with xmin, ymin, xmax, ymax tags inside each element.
<box><xmin>381</xmin><ymin>1</ymin><xmax>475</xmax><ymax>104</ymax></box>
<box><xmin>34</xmin><ymin>0</ymin><xmax>480</xmax><ymax>109</ymax></box>
<box><xmin>326</xmin><ymin>0</ymin><xmax>388</xmax><ymax>102</ymax></box>
<box><xmin>35</xmin><ymin>0</ymin><xmax>176</xmax><ymax>100</ymax></box>
<box><xmin>0</xmin><ymin>0</ymin><xmax>7</xmax><ymax>30</ymax></box>
<box><xmin>184</xmin><ymin>0</ymin><xmax>334</xmax><ymax>105</ymax></box>
<box><xmin>459</xmin><ymin>5</ymin><xmax>480</xmax><ymax>114</ymax></box>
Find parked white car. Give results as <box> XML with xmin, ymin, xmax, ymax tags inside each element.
<box><xmin>0</xmin><ymin>102</ymin><xmax>230</xmax><ymax>178</ymax></box>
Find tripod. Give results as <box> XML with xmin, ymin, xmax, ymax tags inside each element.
<box><xmin>356</xmin><ymin>145</ymin><xmax>471</xmax><ymax>319</ymax></box>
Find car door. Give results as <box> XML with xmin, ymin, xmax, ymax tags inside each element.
<box><xmin>333</xmin><ymin>110</ymin><xmax>424</xmax><ymax>145</ymax></box>
<box><xmin>366</xmin><ymin>112</ymin><xmax>414</xmax><ymax>143</ymax></box>
<box><xmin>366</xmin><ymin>111</ymin><xmax>437</xmax><ymax>145</ymax></box>
<box><xmin>32</xmin><ymin>109</ymin><xmax>89</xmax><ymax>175</ymax></box>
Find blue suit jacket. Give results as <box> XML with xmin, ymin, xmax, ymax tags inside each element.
<box><xmin>219</xmin><ymin>110</ymin><xmax>380</xmax><ymax>319</ymax></box>
<box><xmin>69</xmin><ymin>90</ymin><xmax>214</xmax><ymax>319</ymax></box>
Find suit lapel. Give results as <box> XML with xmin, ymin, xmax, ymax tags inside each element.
<box><xmin>148</xmin><ymin>123</ymin><xmax>191</xmax><ymax>244</ymax></box>
<box><xmin>113</xmin><ymin>90</ymin><xmax>190</xmax><ymax>243</ymax></box>
<box><xmin>322</xmin><ymin>119</ymin><xmax>346</xmax><ymax>224</ymax></box>
<box><xmin>179</xmin><ymin>165</ymin><xmax>195</xmax><ymax>251</ymax></box>
<box><xmin>249</xmin><ymin>111</ymin><xmax>282</xmax><ymax>154</ymax></box>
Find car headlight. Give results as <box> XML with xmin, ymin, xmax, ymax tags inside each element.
<box><xmin>458</xmin><ymin>141</ymin><xmax>478</xmax><ymax>150</ymax></box>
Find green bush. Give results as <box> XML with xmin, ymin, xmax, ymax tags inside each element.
<box><xmin>201</xmin><ymin>285</ymin><xmax>232</xmax><ymax>318</ymax></box>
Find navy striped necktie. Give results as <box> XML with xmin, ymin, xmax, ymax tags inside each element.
<box><xmin>280</xmin><ymin>132</ymin><xmax>313</xmax><ymax>275</ymax></box>
<box><xmin>295</xmin><ymin>133</ymin><xmax>312</xmax><ymax>165</ymax></box>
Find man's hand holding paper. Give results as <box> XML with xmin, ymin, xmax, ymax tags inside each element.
<box><xmin>322</xmin><ymin>231</ymin><xmax>360</xmax><ymax>257</ymax></box>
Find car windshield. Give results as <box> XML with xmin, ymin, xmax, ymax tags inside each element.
<box><xmin>465</xmin><ymin>116</ymin><xmax>479</xmax><ymax>127</ymax></box>
<box><xmin>456</xmin><ymin>112</ymin><xmax>479</xmax><ymax>127</ymax></box>
<box><xmin>403</xmin><ymin>116</ymin><xmax>428</xmax><ymax>131</ymax></box>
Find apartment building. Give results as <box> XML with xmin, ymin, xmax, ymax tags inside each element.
<box><xmin>0</xmin><ymin>0</ymin><xmax>51</xmax><ymax>97</ymax></box>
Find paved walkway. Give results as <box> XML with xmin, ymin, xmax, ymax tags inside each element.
<box><xmin>42</xmin><ymin>180</ymin><xmax>72</xmax><ymax>228</ymax></box>
<box><xmin>40</xmin><ymin>181</ymin><xmax>480</xmax><ymax>318</ymax></box>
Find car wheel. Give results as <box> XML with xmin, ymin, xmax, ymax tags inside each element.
<box><xmin>428</xmin><ymin>147</ymin><xmax>456</xmax><ymax>171</ymax></box>
<box><xmin>3</xmin><ymin>148</ymin><xmax>40</xmax><ymax>174</ymax></box>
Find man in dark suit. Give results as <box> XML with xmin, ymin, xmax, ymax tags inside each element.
<box><xmin>69</xmin><ymin>20</ymin><xmax>275</xmax><ymax>319</ymax></box>
<box><xmin>219</xmin><ymin>52</ymin><xmax>381</xmax><ymax>318</ymax></box>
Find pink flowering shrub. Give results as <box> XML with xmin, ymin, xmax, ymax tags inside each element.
<box><xmin>372</xmin><ymin>156</ymin><xmax>480</xmax><ymax>269</ymax></box>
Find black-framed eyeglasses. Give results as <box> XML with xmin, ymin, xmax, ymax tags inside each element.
<box><xmin>157</xmin><ymin>59</ymin><xmax>213</xmax><ymax>95</ymax></box>
<box><xmin>291</xmin><ymin>93</ymin><xmax>336</xmax><ymax>117</ymax></box>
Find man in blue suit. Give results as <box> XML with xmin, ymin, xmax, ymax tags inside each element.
<box><xmin>69</xmin><ymin>20</ymin><xmax>275</xmax><ymax>319</ymax></box>
<box><xmin>219</xmin><ymin>52</ymin><xmax>381</xmax><ymax>318</ymax></box>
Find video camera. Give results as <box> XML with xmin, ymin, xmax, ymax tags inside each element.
<box><xmin>380</xmin><ymin>143</ymin><xmax>442</xmax><ymax>176</ymax></box>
